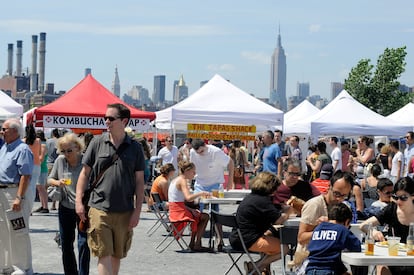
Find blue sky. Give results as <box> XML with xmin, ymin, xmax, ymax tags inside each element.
<box><xmin>1</xmin><ymin>1</ymin><xmax>413</xmax><ymax>101</ymax></box>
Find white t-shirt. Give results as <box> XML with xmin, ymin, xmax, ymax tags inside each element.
<box><xmin>391</xmin><ymin>151</ymin><xmax>404</xmax><ymax>177</ymax></box>
<box><xmin>190</xmin><ymin>145</ymin><xmax>230</xmax><ymax>187</ymax></box>
<box><xmin>158</xmin><ymin>145</ymin><xmax>179</xmax><ymax>171</ymax></box>
<box><xmin>330</xmin><ymin>146</ymin><xmax>342</xmax><ymax>171</ymax></box>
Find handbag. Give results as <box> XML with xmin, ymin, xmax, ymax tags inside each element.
<box><xmin>47</xmin><ymin>186</ymin><xmax>62</xmax><ymax>201</ymax></box>
<box><xmin>79</xmin><ymin>143</ymin><xmax>129</xmax><ymax>232</ymax></box>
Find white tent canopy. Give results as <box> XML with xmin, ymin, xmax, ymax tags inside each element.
<box><xmin>155</xmin><ymin>74</ymin><xmax>284</xmax><ymax>132</ymax></box>
<box><xmin>0</xmin><ymin>90</ymin><xmax>23</xmax><ymax>117</ymax></box>
<box><xmin>387</xmin><ymin>102</ymin><xmax>414</xmax><ymax>128</ymax></box>
<box><xmin>0</xmin><ymin>107</ymin><xmax>18</xmax><ymax>120</ymax></box>
<box><xmin>310</xmin><ymin>90</ymin><xmax>411</xmax><ymax>137</ymax></box>
<box><xmin>283</xmin><ymin>100</ymin><xmax>320</xmax><ymax>134</ymax></box>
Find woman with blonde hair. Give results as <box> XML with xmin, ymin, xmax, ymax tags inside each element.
<box><xmin>168</xmin><ymin>161</ymin><xmax>210</xmax><ymax>252</ymax></box>
<box><xmin>48</xmin><ymin>133</ymin><xmax>90</xmax><ymax>275</ymax></box>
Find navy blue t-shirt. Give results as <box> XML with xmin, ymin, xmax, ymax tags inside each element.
<box><xmin>306</xmin><ymin>222</ymin><xmax>361</xmax><ymax>274</ymax></box>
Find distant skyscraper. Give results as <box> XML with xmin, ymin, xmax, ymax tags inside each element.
<box><xmin>269</xmin><ymin>26</ymin><xmax>287</xmax><ymax>111</ymax></box>
<box><xmin>174</xmin><ymin>75</ymin><xmax>188</xmax><ymax>102</ymax></box>
<box><xmin>297</xmin><ymin>82</ymin><xmax>310</xmax><ymax>98</ymax></box>
<box><xmin>173</xmin><ymin>80</ymin><xmax>179</xmax><ymax>100</ymax></box>
<box><xmin>85</xmin><ymin>68</ymin><xmax>92</xmax><ymax>77</ymax></box>
<box><xmin>330</xmin><ymin>82</ymin><xmax>344</xmax><ymax>100</ymax></box>
<box><xmin>153</xmin><ymin>75</ymin><xmax>166</xmax><ymax>106</ymax></box>
<box><xmin>111</xmin><ymin>66</ymin><xmax>120</xmax><ymax>97</ymax></box>
<box><xmin>200</xmin><ymin>80</ymin><xmax>208</xmax><ymax>87</ymax></box>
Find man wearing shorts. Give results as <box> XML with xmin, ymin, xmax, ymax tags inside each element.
<box><xmin>76</xmin><ymin>103</ymin><xmax>145</xmax><ymax>275</ymax></box>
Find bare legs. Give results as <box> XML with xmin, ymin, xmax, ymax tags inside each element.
<box><xmin>37</xmin><ymin>185</ymin><xmax>49</xmax><ymax>210</ymax></box>
<box><xmin>98</xmin><ymin>256</ymin><xmax>120</xmax><ymax>275</ymax></box>
<box><xmin>189</xmin><ymin>213</ymin><xmax>210</xmax><ymax>250</ymax></box>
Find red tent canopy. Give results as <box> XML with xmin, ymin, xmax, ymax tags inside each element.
<box><xmin>34</xmin><ymin>74</ymin><xmax>156</xmax><ymax>130</ymax></box>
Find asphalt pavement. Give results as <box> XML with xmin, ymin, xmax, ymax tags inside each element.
<box><xmin>28</xmin><ymin>202</ymin><xmax>284</xmax><ymax>275</ymax></box>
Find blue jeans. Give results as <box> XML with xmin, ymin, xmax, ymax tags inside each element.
<box><xmin>59</xmin><ymin>204</ymin><xmax>90</xmax><ymax>275</ymax></box>
<box><xmin>306</xmin><ymin>269</ymin><xmax>335</xmax><ymax>275</ymax></box>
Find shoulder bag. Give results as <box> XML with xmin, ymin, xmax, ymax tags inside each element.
<box><xmin>79</xmin><ymin>142</ymin><xmax>129</xmax><ymax>232</ymax></box>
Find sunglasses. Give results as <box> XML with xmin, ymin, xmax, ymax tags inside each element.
<box><xmin>1</xmin><ymin>128</ymin><xmax>9</xmax><ymax>131</ymax></box>
<box><xmin>104</xmin><ymin>116</ymin><xmax>120</xmax><ymax>122</ymax></box>
<box><xmin>332</xmin><ymin>190</ymin><xmax>349</xmax><ymax>200</ymax></box>
<box><xmin>287</xmin><ymin>172</ymin><xmax>301</xmax><ymax>176</ymax></box>
<box><xmin>60</xmin><ymin>149</ymin><xmax>73</xmax><ymax>154</ymax></box>
<box><xmin>392</xmin><ymin>194</ymin><xmax>410</xmax><ymax>201</ymax></box>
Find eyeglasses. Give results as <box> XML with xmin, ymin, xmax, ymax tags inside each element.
<box><xmin>60</xmin><ymin>149</ymin><xmax>73</xmax><ymax>154</ymax></box>
<box><xmin>392</xmin><ymin>194</ymin><xmax>410</xmax><ymax>201</ymax></box>
<box><xmin>332</xmin><ymin>190</ymin><xmax>349</xmax><ymax>200</ymax></box>
<box><xmin>104</xmin><ymin>116</ymin><xmax>120</xmax><ymax>122</ymax></box>
<box><xmin>287</xmin><ymin>171</ymin><xmax>301</xmax><ymax>176</ymax></box>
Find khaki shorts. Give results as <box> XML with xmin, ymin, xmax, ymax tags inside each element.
<box><xmin>87</xmin><ymin>207</ymin><xmax>133</xmax><ymax>258</ymax></box>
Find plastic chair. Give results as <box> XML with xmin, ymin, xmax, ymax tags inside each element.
<box><xmin>210</xmin><ymin>210</ymin><xmax>261</xmax><ymax>275</ymax></box>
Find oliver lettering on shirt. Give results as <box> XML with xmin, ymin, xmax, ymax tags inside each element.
<box><xmin>311</xmin><ymin>230</ymin><xmax>337</xmax><ymax>241</ymax></box>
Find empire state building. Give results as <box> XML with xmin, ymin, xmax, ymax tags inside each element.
<box><xmin>269</xmin><ymin>27</ymin><xmax>287</xmax><ymax>111</ymax></box>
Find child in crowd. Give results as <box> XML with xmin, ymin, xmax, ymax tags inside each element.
<box><xmin>305</xmin><ymin>203</ymin><xmax>361</xmax><ymax>275</ymax></box>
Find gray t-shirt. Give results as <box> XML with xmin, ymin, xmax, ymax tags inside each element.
<box><xmin>48</xmin><ymin>155</ymin><xmax>83</xmax><ymax>209</ymax></box>
<box><xmin>82</xmin><ymin>133</ymin><xmax>145</xmax><ymax>212</ymax></box>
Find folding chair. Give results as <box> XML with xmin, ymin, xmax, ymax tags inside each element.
<box><xmin>146</xmin><ymin>192</ymin><xmax>170</xmax><ymax>236</ymax></box>
<box><xmin>279</xmin><ymin>225</ymin><xmax>299</xmax><ymax>275</ymax></box>
<box><xmin>210</xmin><ymin>210</ymin><xmax>261</xmax><ymax>275</ymax></box>
<box><xmin>154</xmin><ymin>197</ymin><xmax>193</xmax><ymax>253</ymax></box>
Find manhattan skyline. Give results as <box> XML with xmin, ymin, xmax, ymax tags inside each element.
<box><xmin>0</xmin><ymin>1</ymin><xmax>413</xmax><ymax>102</ymax></box>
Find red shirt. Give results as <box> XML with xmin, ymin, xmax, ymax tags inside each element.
<box><xmin>311</xmin><ymin>178</ymin><xmax>330</xmax><ymax>194</ymax></box>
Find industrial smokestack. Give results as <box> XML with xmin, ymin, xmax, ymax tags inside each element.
<box><xmin>16</xmin><ymin>40</ymin><xmax>23</xmax><ymax>76</ymax></box>
<box><xmin>30</xmin><ymin>35</ymin><xmax>38</xmax><ymax>91</ymax></box>
<box><xmin>38</xmin><ymin>32</ymin><xmax>46</xmax><ymax>93</ymax></box>
<box><xmin>7</xmin><ymin>43</ymin><xmax>13</xmax><ymax>76</ymax></box>
<box><xmin>85</xmin><ymin>68</ymin><xmax>92</xmax><ymax>77</ymax></box>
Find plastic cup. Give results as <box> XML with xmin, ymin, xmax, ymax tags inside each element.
<box><xmin>63</xmin><ymin>172</ymin><xmax>72</xmax><ymax>185</ymax></box>
<box><xmin>388</xmin><ymin>236</ymin><xmax>401</xmax><ymax>256</ymax></box>
<box><xmin>212</xmin><ymin>189</ymin><xmax>219</xmax><ymax>198</ymax></box>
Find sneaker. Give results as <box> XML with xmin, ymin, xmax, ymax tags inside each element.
<box><xmin>39</xmin><ymin>208</ymin><xmax>49</xmax><ymax>214</ymax></box>
<box><xmin>32</xmin><ymin>206</ymin><xmax>43</xmax><ymax>213</ymax></box>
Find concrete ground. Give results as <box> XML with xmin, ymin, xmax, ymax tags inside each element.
<box><xmin>28</xmin><ymin>202</ymin><xmax>285</xmax><ymax>275</ymax></box>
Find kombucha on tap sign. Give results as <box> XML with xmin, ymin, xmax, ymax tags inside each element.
<box><xmin>43</xmin><ymin>115</ymin><xmax>151</xmax><ymax>131</ymax></box>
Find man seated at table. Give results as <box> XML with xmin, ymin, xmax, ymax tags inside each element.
<box><xmin>294</xmin><ymin>170</ymin><xmax>361</xmax><ymax>274</ymax></box>
<box><xmin>273</xmin><ymin>158</ymin><xmax>320</xmax><ymax>215</ymax></box>
<box><xmin>306</xmin><ymin>203</ymin><xmax>361</xmax><ymax>275</ymax></box>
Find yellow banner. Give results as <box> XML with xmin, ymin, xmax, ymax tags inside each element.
<box><xmin>187</xmin><ymin>132</ymin><xmax>255</xmax><ymax>141</ymax></box>
<box><xmin>187</xmin><ymin>123</ymin><xmax>256</xmax><ymax>133</ymax></box>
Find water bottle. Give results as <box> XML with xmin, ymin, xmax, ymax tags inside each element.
<box><xmin>407</xmin><ymin>222</ymin><xmax>414</xmax><ymax>256</ymax></box>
